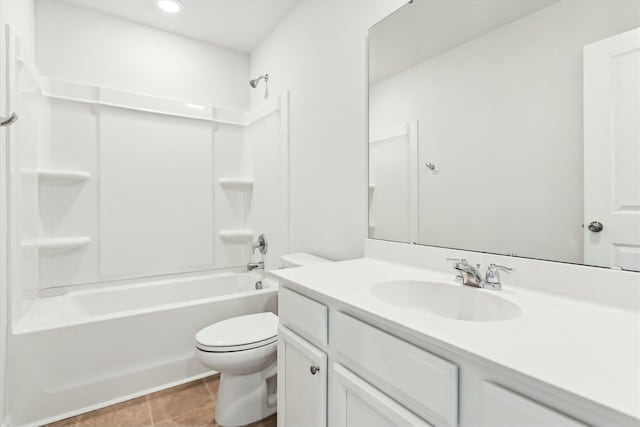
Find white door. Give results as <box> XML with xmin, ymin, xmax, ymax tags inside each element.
<box><xmin>584</xmin><ymin>28</ymin><xmax>640</xmax><ymax>271</ymax></box>
<box><xmin>277</xmin><ymin>326</ymin><xmax>327</xmax><ymax>427</ymax></box>
<box><xmin>332</xmin><ymin>364</ymin><xmax>432</xmax><ymax>427</ymax></box>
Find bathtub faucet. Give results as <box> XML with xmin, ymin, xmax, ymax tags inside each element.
<box><xmin>247</xmin><ymin>260</ymin><xmax>264</xmax><ymax>271</ymax></box>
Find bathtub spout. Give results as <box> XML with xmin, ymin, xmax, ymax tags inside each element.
<box><xmin>247</xmin><ymin>261</ymin><xmax>264</xmax><ymax>271</ymax></box>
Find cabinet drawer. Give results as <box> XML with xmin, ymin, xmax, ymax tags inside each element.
<box><xmin>333</xmin><ymin>312</ymin><xmax>458</xmax><ymax>427</ymax></box>
<box><xmin>333</xmin><ymin>363</ymin><xmax>433</xmax><ymax>427</ymax></box>
<box><xmin>481</xmin><ymin>382</ymin><xmax>589</xmax><ymax>427</ymax></box>
<box><xmin>279</xmin><ymin>287</ymin><xmax>328</xmax><ymax>347</ymax></box>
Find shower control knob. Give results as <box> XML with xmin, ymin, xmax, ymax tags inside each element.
<box><xmin>588</xmin><ymin>221</ymin><xmax>603</xmax><ymax>232</ymax></box>
<box><xmin>309</xmin><ymin>365</ymin><xmax>320</xmax><ymax>375</ymax></box>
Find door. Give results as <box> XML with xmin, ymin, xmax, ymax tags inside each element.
<box><xmin>584</xmin><ymin>28</ymin><xmax>640</xmax><ymax>271</ymax></box>
<box><xmin>332</xmin><ymin>363</ymin><xmax>432</xmax><ymax>427</ymax></box>
<box><xmin>277</xmin><ymin>325</ymin><xmax>327</xmax><ymax>427</ymax></box>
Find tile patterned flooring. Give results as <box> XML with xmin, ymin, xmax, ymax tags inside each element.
<box><xmin>46</xmin><ymin>375</ymin><xmax>276</xmax><ymax>427</ymax></box>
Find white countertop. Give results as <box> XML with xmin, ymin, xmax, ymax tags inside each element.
<box><xmin>272</xmin><ymin>257</ymin><xmax>640</xmax><ymax>421</ymax></box>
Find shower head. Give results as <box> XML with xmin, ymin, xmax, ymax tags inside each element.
<box><xmin>249</xmin><ymin>74</ymin><xmax>270</xmax><ymax>98</ymax></box>
<box><xmin>249</xmin><ymin>74</ymin><xmax>268</xmax><ymax>88</ymax></box>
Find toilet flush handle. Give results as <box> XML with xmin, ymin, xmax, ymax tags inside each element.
<box><xmin>309</xmin><ymin>365</ymin><xmax>320</xmax><ymax>375</ymax></box>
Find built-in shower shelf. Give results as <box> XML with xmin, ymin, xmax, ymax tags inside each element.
<box><xmin>38</xmin><ymin>169</ymin><xmax>91</xmax><ymax>185</ymax></box>
<box><xmin>219</xmin><ymin>230</ymin><xmax>254</xmax><ymax>243</ymax></box>
<box><xmin>26</xmin><ymin>237</ymin><xmax>91</xmax><ymax>253</ymax></box>
<box><xmin>219</xmin><ymin>178</ymin><xmax>254</xmax><ymax>191</ymax></box>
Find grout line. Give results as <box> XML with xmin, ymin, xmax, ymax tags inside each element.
<box><xmin>203</xmin><ymin>378</ymin><xmax>217</xmax><ymax>401</ymax></box>
<box><xmin>146</xmin><ymin>396</ymin><xmax>154</xmax><ymax>427</ymax></box>
<box><xmin>202</xmin><ymin>374</ymin><xmax>220</xmax><ymax>400</ymax></box>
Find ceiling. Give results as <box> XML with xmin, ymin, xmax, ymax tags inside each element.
<box><xmin>58</xmin><ymin>0</ymin><xmax>302</xmax><ymax>53</ymax></box>
<box><xmin>369</xmin><ymin>0</ymin><xmax>560</xmax><ymax>83</ymax></box>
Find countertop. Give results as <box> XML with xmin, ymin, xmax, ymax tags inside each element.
<box><xmin>271</xmin><ymin>257</ymin><xmax>640</xmax><ymax>421</ymax></box>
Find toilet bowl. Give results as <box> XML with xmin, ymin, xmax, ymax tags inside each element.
<box><xmin>195</xmin><ymin>312</ymin><xmax>278</xmax><ymax>427</ymax></box>
<box><xmin>195</xmin><ymin>252</ymin><xmax>330</xmax><ymax>426</ymax></box>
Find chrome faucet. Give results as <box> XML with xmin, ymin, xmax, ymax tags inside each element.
<box><xmin>447</xmin><ymin>258</ymin><xmax>513</xmax><ymax>290</ymax></box>
<box><xmin>448</xmin><ymin>258</ymin><xmax>484</xmax><ymax>287</ymax></box>
<box><xmin>247</xmin><ymin>260</ymin><xmax>264</xmax><ymax>271</ymax></box>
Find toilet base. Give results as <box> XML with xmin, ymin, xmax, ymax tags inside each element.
<box><xmin>215</xmin><ymin>361</ymin><xmax>277</xmax><ymax>427</ymax></box>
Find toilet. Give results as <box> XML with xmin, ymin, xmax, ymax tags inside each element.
<box><xmin>195</xmin><ymin>252</ymin><xmax>330</xmax><ymax>426</ymax></box>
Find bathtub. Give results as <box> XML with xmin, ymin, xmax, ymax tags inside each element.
<box><xmin>7</xmin><ymin>270</ymin><xmax>278</xmax><ymax>427</ymax></box>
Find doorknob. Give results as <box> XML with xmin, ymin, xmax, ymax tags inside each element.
<box><xmin>588</xmin><ymin>221</ymin><xmax>603</xmax><ymax>232</ymax></box>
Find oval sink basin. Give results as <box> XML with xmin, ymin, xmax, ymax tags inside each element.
<box><xmin>371</xmin><ymin>280</ymin><xmax>521</xmax><ymax>322</ymax></box>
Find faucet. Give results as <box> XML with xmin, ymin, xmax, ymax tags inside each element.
<box><xmin>247</xmin><ymin>260</ymin><xmax>264</xmax><ymax>271</ymax></box>
<box><xmin>446</xmin><ymin>258</ymin><xmax>512</xmax><ymax>290</ymax></box>
<box><xmin>448</xmin><ymin>258</ymin><xmax>484</xmax><ymax>287</ymax></box>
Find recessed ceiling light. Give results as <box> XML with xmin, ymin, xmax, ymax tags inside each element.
<box><xmin>157</xmin><ymin>0</ymin><xmax>183</xmax><ymax>14</ymax></box>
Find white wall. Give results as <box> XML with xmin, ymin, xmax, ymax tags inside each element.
<box><xmin>35</xmin><ymin>0</ymin><xmax>250</xmax><ymax>111</ymax></box>
<box><xmin>249</xmin><ymin>0</ymin><xmax>406</xmax><ymax>261</ymax></box>
<box><xmin>370</xmin><ymin>0</ymin><xmax>640</xmax><ymax>264</ymax></box>
<box><xmin>0</xmin><ymin>1</ymin><xmax>36</xmax><ymax>423</ymax></box>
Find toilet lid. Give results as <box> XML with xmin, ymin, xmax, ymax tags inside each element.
<box><xmin>196</xmin><ymin>312</ymin><xmax>278</xmax><ymax>352</ymax></box>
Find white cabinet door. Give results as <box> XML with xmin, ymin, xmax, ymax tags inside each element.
<box><xmin>278</xmin><ymin>325</ymin><xmax>327</xmax><ymax>427</ymax></box>
<box><xmin>481</xmin><ymin>382</ymin><xmax>589</xmax><ymax>427</ymax></box>
<box><xmin>333</xmin><ymin>364</ymin><xmax>432</xmax><ymax>427</ymax></box>
<box><xmin>333</xmin><ymin>312</ymin><xmax>458</xmax><ymax>426</ymax></box>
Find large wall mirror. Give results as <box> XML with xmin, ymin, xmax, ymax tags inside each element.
<box><xmin>368</xmin><ymin>0</ymin><xmax>640</xmax><ymax>271</ymax></box>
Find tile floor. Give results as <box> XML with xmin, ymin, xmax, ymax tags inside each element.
<box><xmin>46</xmin><ymin>375</ymin><xmax>276</xmax><ymax>427</ymax></box>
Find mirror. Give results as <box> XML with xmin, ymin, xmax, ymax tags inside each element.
<box><xmin>368</xmin><ymin>0</ymin><xmax>640</xmax><ymax>271</ymax></box>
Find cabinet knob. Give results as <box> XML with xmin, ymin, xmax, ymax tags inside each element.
<box><xmin>309</xmin><ymin>365</ymin><xmax>320</xmax><ymax>375</ymax></box>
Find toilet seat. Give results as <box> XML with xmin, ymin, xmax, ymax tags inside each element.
<box><xmin>196</xmin><ymin>312</ymin><xmax>278</xmax><ymax>353</ymax></box>
<box><xmin>196</xmin><ymin>336</ymin><xmax>277</xmax><ymax>352</ymax></box>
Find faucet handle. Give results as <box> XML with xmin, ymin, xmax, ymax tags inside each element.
<box><xmin>484</xmin><ymin>263</ymin><xmax>514</xmax><ymax>289</ymax></box>
<box><xmin>447</xmin><ymin>258</ymin><xmax>467</xmax><ymax>284</ymax></box>
<box><xmin>252</xmin><ymin>234</ymin><xmax>268</xmax><ymax>255</ymax></box>
<box><xmin>488</xmin><ymin>263</ymin><xmax>513</xmax><ymax>272</ymax></box>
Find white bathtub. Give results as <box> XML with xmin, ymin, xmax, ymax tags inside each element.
<box><xmin>7</xmin><ymin>270</ymin><xmax>278</xmax><ymax>427</ymax></box>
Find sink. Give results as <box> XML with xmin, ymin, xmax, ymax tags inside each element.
<box><xmin>371</xmin><ymin>280</ymin><xmax>521</xmax><ymax>321</ymax></box>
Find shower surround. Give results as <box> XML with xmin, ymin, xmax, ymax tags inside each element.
<box><xmin>6</xmin><ymin>31</ymin><xmax>289</xmax><ymax>427</ymax></box>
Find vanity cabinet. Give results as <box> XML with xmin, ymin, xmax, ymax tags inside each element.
<box><xmin>276</xmin><ymin>282</ymin><xmax>620</xmax><ymax>427</ymax></box>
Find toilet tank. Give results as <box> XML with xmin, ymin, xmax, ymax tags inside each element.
<box><xmin>280</xmin><ymin>252</ymin><xmax>331</xmax><ymax>269</ymax></box>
